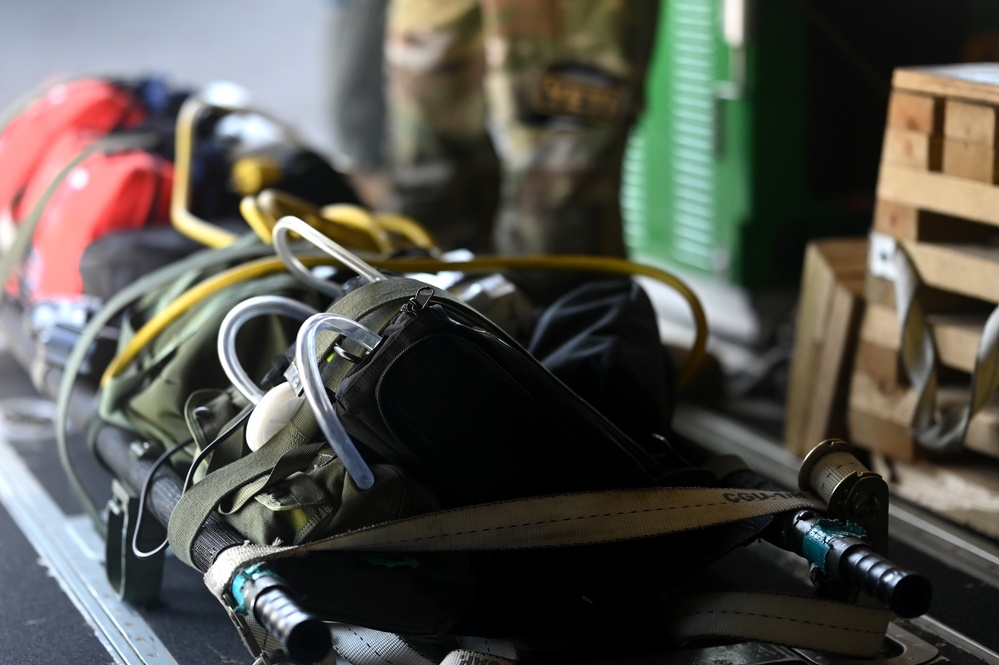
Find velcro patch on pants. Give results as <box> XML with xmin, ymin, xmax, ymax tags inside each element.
<box><xmin>528</xmin><ymin>63</ymin><xmax>633</xmax><ymax>124</ymax></box>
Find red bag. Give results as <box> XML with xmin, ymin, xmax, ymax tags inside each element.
<box><xmin>0</xmin><ymin>79</ymin><xmax>146</xmax><ymax>214</ymax></box>
<box><xmin>20</xmin><ymin>138</ymin><xmax>174</xmax><ymax>301</ymax></box>
<box><xmin>0</xmin><ymin>78</ymin><xmax>174</xmax><ymax>303</ymax></box>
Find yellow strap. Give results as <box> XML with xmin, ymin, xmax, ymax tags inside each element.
<box><xmin>101</xmin><ymin>252</ymin><xmax>708</xmax><ymax>391</ymax></box>
<box><xmin>99</xmin><ymin>254</ymin><xmax>334</xmax><ymax>386</ymax></box>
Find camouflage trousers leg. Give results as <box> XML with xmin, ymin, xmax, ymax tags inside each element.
<box><xmin>386</xmin><ymin>0</ymin><xmax>659</xmax><ymax>273</ymax></box>
<box><xmin>385</xmin><ymin>0</ymin><xmax>499</xmax><ymax>253</ymax></box>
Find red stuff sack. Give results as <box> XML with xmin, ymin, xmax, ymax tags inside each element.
<box><xmin>0</xmin><ymin>78</ymin><xmax>146</xmax><ymax>215</ymax></box>
<box><xmin>0</xmin><ymin>77</ymin><xmax>176</xmax><ymax>303</ymax></box>
<box><xmin>18</xmin><ymin>134</ymin><xmax>174</xmax><ymax>302</ymax></box>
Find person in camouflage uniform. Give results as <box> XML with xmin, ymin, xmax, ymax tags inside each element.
<box><xmin>384</xmin><ymin>0</ymin><xmax>660</xmax><ymax>266</ymax></box>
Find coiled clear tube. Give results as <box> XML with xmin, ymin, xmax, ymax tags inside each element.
<box><xmin>218</xmin><ymin>295</ymin><xmax>319</xmax><ymax>404</ymax></box>
<box><xmin>294</xmin><ymin>312</ymin><xmax>382</xmax><ymax>490</ymax></box>
<box><xmin>272</xmin><ymin>215</ymin><xmax>385</xmax><ymax>295</ymax></box>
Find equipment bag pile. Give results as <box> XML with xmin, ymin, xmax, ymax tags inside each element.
<box><xmin>0</xmin><ymin>74</ymin><xmax>933</xmax><ymax>665</ymax></box>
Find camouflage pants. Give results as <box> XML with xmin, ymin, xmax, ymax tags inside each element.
<box><xmin>385</xmin><ymin>0</ymin><xmax>660</xmax><ymax>258</ymax></box>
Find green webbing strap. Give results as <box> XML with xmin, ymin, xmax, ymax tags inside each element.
<box><xmin>56</xmin><ymin>234</ymin><xmax>271</xmax><ymax>531</ymax></box>
<box><xmin>165</xmin><ymin>278</ymin><xmax>425</xmax><ymax>567</ymax></box>
<box><xmin>892</xmin><ymin>243</ymin><xmax>999</xmax><ymax>452</ymax></box>
<box><xmin>167</xmin><ymin>414</ymin><xmax>316</xmax><ymax>567</ymax></box>
<box><xmin>222</xmin><ymin>442</ymin><xmax>325</xmax><ymax>515</ymax></box>
<box><xmin>166</xmin><ymin>276</ymin><xmax>516</xmax><ymax>567</ymax></box>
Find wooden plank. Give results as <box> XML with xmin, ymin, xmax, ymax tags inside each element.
<box><xmin>798</xmin><ymin>284</ymin><xmax>863</xmax><ymax>450</ymax></box>
<box><xmin>942</xmin><ymin>138</ymin><xmax>999</xmax><ymax>184</ymax></box>
<box><xmin>871</xmin><ymin>199</ymin><xmax>995</xmax><ymax>243</ymax></box>
<box><xmin>848</xmin><ymin>407</ymin><xmax>917</xmax><ymax>461</ymax></box>
<box><xmin>944</xmin><ymin>98</ymin><xmax>999</xmax><ymax>145</ymax></box>
<box><xmin>848</xmin><ymin>370</ymin><xmax>999</xmax><ymax>460</ymax></box>
<box><xmin>785</xmin><ymin>245</ymin><xmax>838</xmax><ymax>456</ymax></box>
<box><xmin>893</xmin><ymin>63</ymin><xmax>999</xmax><ymax>106</ymax></box>
<box><xmin>898</xmin><ymin>238</ymin><xmax>999</xmax><ymax>304</ymax></box>
<box><xmin>877</xmin><ymin>163</ymin><xmax>999</xmax><ymax>229</ymax></box>
<box><xmin>784</xmin><ymin>238</ymin><xmax>867</xmax><ymax>457</ymax></box>
<box><xmin>859</xmin><ymin>301</ymin><xmax>983</xmax><ymax>373</ymax></box>
<box><xmin>882</xmin><ymin>127</ymin><xmax>943</xmax><ymax>170</ymax></box>
<box><xmin>854</xmin><ymin>340</ymin><xmax>901</xmax><ymax>386</ymax></box>
<box><xmin>865</xmin><ymin>273</ymin><xmax>986</xmax><ymax>313</ymax></box>
<box><xmin>886</xmin><ymin>90</ymin><xmax>944</xmax><ymax>134</ymax></box>
<box><xmin>871</xmin><ymin>453</ymin><xmax>999</xmax><ymax>541</ymax></box>
<box><xmin>806</xmin><ymin>237</ymin><xmax>871</xmax><ymax>276</ymax></box>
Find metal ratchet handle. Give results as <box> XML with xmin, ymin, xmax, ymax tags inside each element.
<box><xmin>789</xmin><ymin>511</ymin><xmax>932</xmax><ymax>618</ymax></box>
<box><xmin>233</xmin><ymin>564</ymin><xmax>332</xmax><ymax>664</ymax></box>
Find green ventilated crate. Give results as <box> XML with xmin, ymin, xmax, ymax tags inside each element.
<box><xmin>623</xmin><ymin>0</ymin><xmax>999</xmax><ymax>291</ymax></box>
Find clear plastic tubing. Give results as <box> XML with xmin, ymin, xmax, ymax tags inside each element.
<box><xmin>218</xmin><ymin>295</ymin><xmax>319</xmax><ymax>404</ymax></box>
<box><xmin>273</xmin><ymin>215</ymin><xmax>385</xmax><ymax>294</ymax></box>
<box><xmin>295</xmin><ymin>312</ymin><xmax>382</xmax><ymax>490</ymax></box>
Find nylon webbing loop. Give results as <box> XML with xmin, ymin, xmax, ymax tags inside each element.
<box><xmin>660</xmin><ymin>592</ymin><xmax>891</xmax><ymax>658</ymax></box>
<box><xmin>330</xmin><ymin>625</ymin><xmax>437</xmax><ymax>665</ymax></box>
<box><xmin>891</xmin><ymin>240</ymin><xmax>999</xmax><ymax>452</ymax></box>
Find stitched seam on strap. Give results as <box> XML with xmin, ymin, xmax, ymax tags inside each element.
<box><xmin>675</xmin><ymin>609</ymin><xmax>885</xmax><ymax>635</ymax></box>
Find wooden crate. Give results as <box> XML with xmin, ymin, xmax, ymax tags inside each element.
<box><xmin>783</xmin><ymin>237</ymin><xmax>867</xmax><ymax>457</ymax></box>
<box><xmin>845</xmin><ymin>63</ymin><xmax>999</xmax><ymax>538</ymax></box>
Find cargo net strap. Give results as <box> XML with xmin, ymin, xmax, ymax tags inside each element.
<box><xmin>204</xmin><ymin>484</ymin><xmax>892</xmax><ymax>660</ymax></box>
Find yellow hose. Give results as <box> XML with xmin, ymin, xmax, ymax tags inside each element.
<box><xmin>371</xmin><ymin>211</ymin><xmax>438</xmax><ymax>252</ymax></box>
<box><xmin>256</xmin><ymin>191</ymin><xmax>388</xmax><ymax>253</ymax></box>
<box><xmin>170</xmin><ymin>98</ymin><xmax>240</xmax><ymax>248</ymax></box>
<box><xmin>99</xmin><ymin>255</ymin><xmax>332</xmax><ymax>386</ymax></box>
<box><xmin>239</xmin><ymin>195</ymin><xmax>277</xmax><ymax>243</ymax></box>
<box><xmin>102</xmin><ymin>254</ymin><xmax>708</xmax><ymax>390</ymax></box>
<box><xmin>368</xmin><ymin>255</ymin><xmax>709</xmax><ymax>390</ymax></box>
<box><xmin>319</xmin><ymin>204</ymin><xmax>394</xmax><ymax>254</ymax></box>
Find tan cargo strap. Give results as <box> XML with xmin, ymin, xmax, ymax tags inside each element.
<box><xmin>203</xmin><ymin>486</ymin><xmax>893</xmax><ymax>658</ymax></box>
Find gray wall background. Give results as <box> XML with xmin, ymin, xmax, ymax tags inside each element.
<box><xmin>0</xmin><ymin>1</ymin><xmax>335</xmax><ymax>154</ymax></box>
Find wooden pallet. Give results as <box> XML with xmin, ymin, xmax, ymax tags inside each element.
<box><xmin>848</xmin><ymin>64</ymin><xmax>999</xmax><ymax>467</ymax></box>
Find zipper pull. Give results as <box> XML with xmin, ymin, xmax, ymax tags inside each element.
<box><xmin>405</xmin><ymin>286</ymin><xmax>435</xmax><ymax>313</ymax></box>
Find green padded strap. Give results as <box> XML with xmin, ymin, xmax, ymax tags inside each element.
<box><xmin>169</xmin><ymin>276</ymin><xmax>529</xmax><ymax>567</ymax></box>
<box><xmin>167</xmin><ymin>416</ymin><xmax>317</xmax><ymax>567</ymax></box>
<box><xmin>165</xmin><ymin>277</ymin><xmax>423</xmax><ymax>567</ymax></box>
<box><xmin>222</xmin><ymin>442</ymin><xmax>325</xmax><ymax>514</ymax></box>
